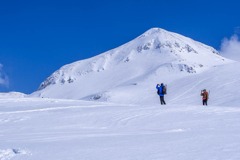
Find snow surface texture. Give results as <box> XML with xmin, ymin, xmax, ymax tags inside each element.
<box><xmin>0</xmin><ymin>149</ymin><xmax>28</xmax><ymax>160</ymax></box>
<box><xmin>1</xmin><ymin>98</ymin><xmax>240</xmax><ymax>160</ymax></box>
<box><xmin>32</xmin><ymin>28</ymin><xmax>233</xmax><ymax>105</ymax></box>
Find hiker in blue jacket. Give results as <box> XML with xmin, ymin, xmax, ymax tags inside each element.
<box><xmin>156</xmin><ymin>83</ymin><xmax>166</xmax><ymax>105</ymax></box>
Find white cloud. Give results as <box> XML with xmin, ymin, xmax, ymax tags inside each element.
<box><xmin>0</xmin><ymin>64</ymin><xmax>9</xmax><ymax>87</ymax></box>
<box><xmin>220</xmin><ymin>34</ymin><xmax>240</xmax><ymax>61</ymax></box>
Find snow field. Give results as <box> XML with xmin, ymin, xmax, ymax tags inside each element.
<box><xmin>1</xmin><ymin>98</ymin><xmax>240</xmax><ymax>160</ymax></box>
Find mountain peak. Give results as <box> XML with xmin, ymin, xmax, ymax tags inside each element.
<box><xmin>138</xmin><ymin>27</ymin><xmax>172</xmax><ymax>39</ymax></box>
<box><xmin>142</xmin><ymin>27</ymin><xmax>167</xmax><ymax>35</ymax></box>
<box><xmin>33</xmin><ymin>28</ymin><xmax>232</xmax><ymax>101</ymax></box>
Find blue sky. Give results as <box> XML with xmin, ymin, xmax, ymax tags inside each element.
<box><xmin>0</xmin><ymin>0</ymin><xmax>240</xmax><ymax>93</ymax></box>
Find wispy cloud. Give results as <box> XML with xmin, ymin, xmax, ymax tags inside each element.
<box><xmin>0</xmin><ymin>64</ymin><xmax>9</xmax><ymax>87</ymax></box>
<box><xmin>220</xmin><ymin>30</ymin><xmax>240</xmax><ymax>61</ymax></box>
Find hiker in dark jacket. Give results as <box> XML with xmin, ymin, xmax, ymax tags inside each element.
<box><xmin>156</xmin><ymin>83</ymin><xmax>166</xmax><ymax>105</ymax></box>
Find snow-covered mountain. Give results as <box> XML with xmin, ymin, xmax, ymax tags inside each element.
<box><xmin>2</xmin><ymin>28</ymin><xmax>240</xmax><ymax>160</ymax></box>
<box><xmin>32</xmin><ymin>28</ymin><xmax>232</xmax><ymax>104</ymax></box>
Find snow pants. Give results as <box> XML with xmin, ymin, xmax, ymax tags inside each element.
<box><xmin>203</xmin><ymin>99</ymin><xmax>208</xmax><ymax>106</ymax></box>
<box><xmin>160</xmin><ymin>96</ymin><xmax>166</xmax><ymax>105</ymax></box>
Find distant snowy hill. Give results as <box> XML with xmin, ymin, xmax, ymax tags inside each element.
<box><xmin>0</xmin><ymin>92</ymin><xmax>26</xmax><ymax>99</ymax></box>
<box><xmin>32</xmin><ymin>28</ymin><xmax>233</xmax><ymax>105</ymax></box>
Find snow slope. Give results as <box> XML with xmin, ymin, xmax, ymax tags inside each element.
<box><xmin>1</xmin><ymin>97</ymin><xmax>240</xmax><ymax>160</ymax></box>
<box><xmin>32</xmin><ymin>28</ymin><xmax>232</xmax><ymax>104</ymax></box>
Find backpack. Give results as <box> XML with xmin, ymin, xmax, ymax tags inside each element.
<box><xmin>157</xmin><ymin>85</ymin><xmax>167</xmax><ymax>95</ymax></box>
<box><xmin>163</xmin><ymin>86</ymin><xmax>167</xmax><ymax>94</ymax></box>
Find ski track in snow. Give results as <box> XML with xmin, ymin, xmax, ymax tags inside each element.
<box><xmin>169</xmin><ymin>77</ymin><xmax>210</xmax><ymax>103</ymax></box>
<box><xmin>0</xmin><ymin>101</ymin><xmax>163</xmax><ymax>142</ymax></box>
<box><xmin>0</xmin><ymin>117</ymin><xmax>29</xmax><ymax>124</ymax></box>
<box><xmin>0</xmin><ymin>104</ymin><xmax>106</xmax><ymax>115</ymax></box>
<box><xmin>221</xmin><ymin>78</ymin><xmax>240</xmax><ymax>87</ymax></box>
